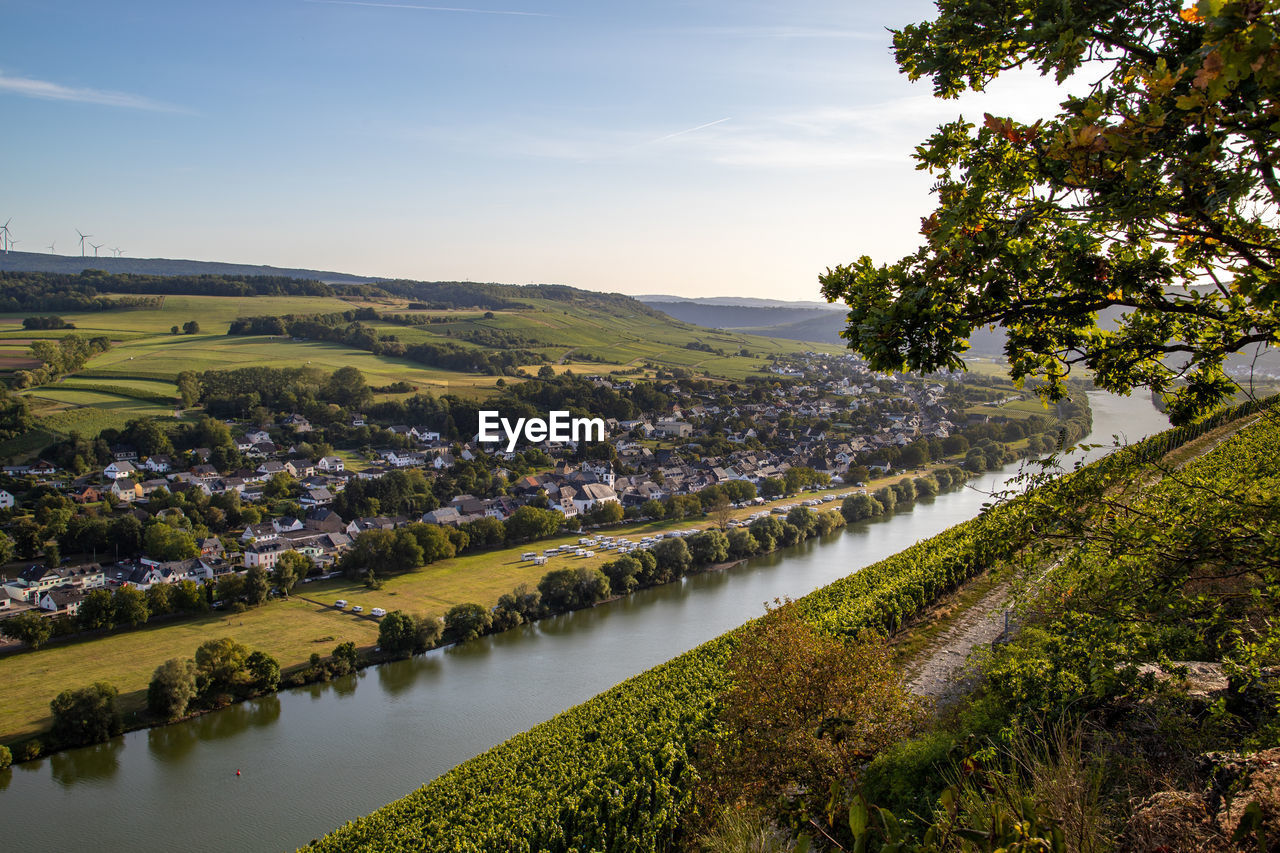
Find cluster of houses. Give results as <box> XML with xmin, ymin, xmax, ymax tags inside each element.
<box><xmin>0</xmin><ymin>352</ymin><xmax>1010</xmax><ymax>629</ymax></box>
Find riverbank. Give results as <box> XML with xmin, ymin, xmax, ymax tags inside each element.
<box><xmin>0</xmin><ymin>466</ymin><xmax>951</xmax><ymax>745</ymax></box>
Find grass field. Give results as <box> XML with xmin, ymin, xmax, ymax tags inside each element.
<box><xmin>18</xmin><ymin>387</ymin><xmax>187</xmax><ymax>437</ymax></box>
<box><xmin>0</xmin><ymin>598</ymin><xmax>381</xmax><ymax>741</ymax></box>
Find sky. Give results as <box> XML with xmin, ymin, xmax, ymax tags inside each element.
<box><xmin>1</xmin><ymin>0</ymin><xmax>1071</xmax><ymax>300</ymax></box>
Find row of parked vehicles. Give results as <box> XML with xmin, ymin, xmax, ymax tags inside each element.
<box><xmin>332</xmin><ymin>600</ymin><xmax>386</xmax><ymax>618</ymax></box>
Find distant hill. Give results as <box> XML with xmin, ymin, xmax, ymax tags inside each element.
<box><xmin>641</xmin><ymin>297</ymin><xmax>1019</xmax><ymax>358</ymax></box>
<box><xmin>0</xmin><ymin>250</ymin><xmax>384</xmax><ymax>286</ymax></box>
<box><xmin>634</xmin><ymin>294</ymin><xmax>839</xmax><ymax>310</ymax></box>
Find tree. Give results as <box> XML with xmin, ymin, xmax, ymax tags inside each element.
<box><xmin>272</xmin><ymin>550</ymin><xmax>310</xmax><ymax>597</ymax></box>
<box><xmin>412</xmin><ymin>614</ymin><xmax>442</xmax><ymax>652</ymax></box>
<box><xmin>495</xmin><ymin>583</ymin><xmax>542</xmax><ymax>627</ymax></box>
<box><xmin>177</xmin><ymin>371</ymin><xmax>201</xmax><ymax>407</ymax></box>
<box><xmin>148</xmin><ymin>658</ymin><xmax>198</xmax><ymax>720</ymax></box>
<box><xmin>145</xmin><ymin>581</ymin><xmax>174</xmax><ymax>616</ymax></box>
<box><xmin>195</xmin><ymin>637</ymin><xmax>251</xmax><ymax>693</ymax></box>
<box><xmin>727</xmin><ymin>528</ymin><xmax>760</xmax><ymax>559</ymax></box>
<box><xmin>1</xmin><ymin>610</ymin><xmax>52</xmax><ymax>648</ymax></box>
<box><xmin>112</xmin><ymin>584</ymin><xmax>150</xmax><ymax>627</ymax></box>
<box><xmin>601</xmin><ymin>554</ymin><xmax>643</xmax><ymax>595</ymax></box>
<box><xmin>841</xmin><ymin>493</ymin><xmax>883</xmax><ymax>523</ymax></box>
<box><xmin>324</xmin><ymin>366</ymin><xmax>372</xmax><ymax>409</ymax></box>
<box><xmin>759</xmin><ymin>477</ymin><xmax>785</xmax><ymax>499</ymax></box>
<box><xmin>846</xmin><ymin>465</ymin><xmax>871</xmax><ymax>486</ymax></box>
<box><xmin>538</xmin><ymin>566</ymin><xmax>611</xmax><ymax>614</ymax></box>
<box><xmin>243</xmin><ymin>566</ymin><xmax>270</xmax><ymax>606</ymax></box>
<box><xmin>245</xmin><ymin>650</ymin><xmax>280</xmax><ymax>691</ymax></box>
<box><xmin>785</xmin><ymin>506</ymin><xmax>818</xmax><ymax>537</ymax></box>
<box><xmin>688</xmin><ymin>529</ymin><xmax>730</xmax><ymax>565</ymax></box>
<box><xmin>143</xmin><ymin>521</ymin><xmax>198</xmax><ymax>561</ymax></box>
<box><xmin>79</xmin><ymin>588</ymin><xmax>116</xmax><ymax>631</ymax></box>
<box><xmin>697</xmin><ymin>605</ymin><xmax>921</xmax><ymax>833</ymax></box>
<box><xmin>443</xmin><ymin>602</ymin><xmax>493</xmax><ymax>644</ymax></box>
<box><xmin>215</xmin><ymin>573</ymin><xmax>245</xmax><ymax>604</ymax></box>
<box><xmin>378</xmin><ymin>610</ymin><xmax>419</xmax><ymax>658</ymax></box>
<box><xmin>172</xmin><ymin>579</ymin><xmax>208</xmax><ymax>613</ymax></box>
<box><xmin>50</xmin><ymin>682</ymin><xmax>123</xmax><ymax>747</ymax></box>
<box><xmin>332</xmin><ymin>641</ymin><xmax>360</xmax><ymax>675</ymax></box>
<box><xmin>652</xmin><ymin>538</ymin><xmax>692</xmax><ymax>576</ymax></box>
<box><xmin>640</xmin><ymin>499</ymin><xmax>666</xmax><ymax>520</ymax></box>
<box><xmin>819</xmin><ymin>0</ymin><xmax>1280</xmax><ymax>424</ymax></box>
<box><xmin>708</xmin><ymin>495</ymin><xmax>734</xmax><ymax>530</ymax></box>
<box><xmin>182</xmin><ymin>320</ymin><xmax>200</xmax><ymax>334</ymax></box>
<box><xmin>503</xmin><ymin>505</ymin><xmax>563</xmax><ymax>542</ymax></box>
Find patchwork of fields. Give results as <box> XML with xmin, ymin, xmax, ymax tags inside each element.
<box><xmin>0</xmin><ymin>290</ymin><xmax>847</xmax><ymax>459</ymax></box>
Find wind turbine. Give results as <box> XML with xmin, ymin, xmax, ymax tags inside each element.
<box><xmin>90</xmin><ymin>242</ymin><xmax>104</xmax><ymax>258</ymax></box>
<box><xmin>76</xmin><ymin>229</ymin><xmax>91</xmax><ymax>257</ymax></box>
<box><xmin>111</xmin><ymin>247</ymin><xmax>122</xmax><ymax>258</ymax></box>
<box><xmin>0</xmin><ymin>219</ymin><xmax>12</xmax><ymax>253</ymax></box>
<box><xmin>47</xmin><ymin>242</ymin><xmax>56</xmax><ymax>254</ymax></box>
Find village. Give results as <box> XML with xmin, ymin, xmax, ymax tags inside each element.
<box><xmin>0</xmin><ymin>352</ymin><xmax>1072</xmax><ymax>633</ymax></box>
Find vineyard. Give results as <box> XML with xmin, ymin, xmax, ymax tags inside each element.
<box><xmin>304</xmin><ymin>397</ymin><xmax>1274</xmax><ymax>853</ymax></box>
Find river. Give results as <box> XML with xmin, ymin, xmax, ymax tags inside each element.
<box><xmin>0</xmin><ymin>391</ymin><xmax>1168</xmax><ymax>852</ymax></box>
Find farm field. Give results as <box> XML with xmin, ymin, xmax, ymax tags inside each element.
<box><xmin>82</xmin><ymin>333</ymin><xmax>507</xmax><ymax>394</ymax></box>
<box><xmin>18</xmin><ymin>387</ymin><xmax>187</xmax><ymax>437</ymax></box>
<box><xmin>0</xmin><ymin>294</ymin><xmax>354</xmax><ymax>339</ymax></box>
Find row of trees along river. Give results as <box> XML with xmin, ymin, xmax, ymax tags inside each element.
<box><xmin>0</xmin><ymin>391</ymin><xmax>1170</xmax><ymax>853</ymax></box>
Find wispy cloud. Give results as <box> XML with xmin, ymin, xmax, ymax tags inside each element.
<box><xmin>0</xmin><ymin>72</ymin><xmax>185</xmax><ymax>112</ymax></box>
<box><xmin>303</xmin><ymin>0</ymin><xmax>551</xmax><ymax>16</ymax></box>
<box><xmin>643</xmin><ymin>117</ymin><xmax>731</xmax><ymax>146</ymax></box>
<box><xmin>673</xmin><ymin>26</ymin><xmax>884</xmax><ymax>41</ymax></box>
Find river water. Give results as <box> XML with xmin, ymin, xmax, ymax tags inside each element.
<box><xmin>0</xmin><ymin>392</ymin><xmax>1168</xmax><ymax>852</ymax></box>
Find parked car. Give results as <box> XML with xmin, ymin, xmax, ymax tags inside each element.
<box><xmin>370</xmin><ymin>607</ymin><xmax>386</xmax><ymax>617</ymax></box>
<box><xmin>333</xmin><ymin>599</ymin><xmax>347</xmax><ymax>609</ymax></box>
<box><xmin>351</xmin><ymin>605</ymin><xmax>364</xmax><ymax>614</ymax></box>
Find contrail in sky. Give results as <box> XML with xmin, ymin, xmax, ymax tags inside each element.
<box><xmin>0</xmin><ymin>71</ymin><xmax>184</xmax><ymax>111</ymax></box>
<box><xmin>646</xmin><ymin>117</ymin><xmax>732</xmax><ymax>145</ymax></box>
<box><xmin>303</xmin><ymin>0</ymin><xmax>550</xmax><ymax>16</ymax></box>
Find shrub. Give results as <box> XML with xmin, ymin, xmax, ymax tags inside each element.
<box><xmin>50</xmin><ymin>682</ymin><xmax>123</xmax><ymax>748</ymax></box>
<box><xmin>148</xmin><ymin>658</ymin><xmax>199</xmax><ymax>720</ymax></box>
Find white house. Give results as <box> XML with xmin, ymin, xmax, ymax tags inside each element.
<box><xmin>244</xmin><ymin>540</ymin><xmax>288</xmax><ymax>569</ymax></box>
<box><xmin>317</xmin><ymin>456</ymin><xmax>345</xmax><ymax>473</ymax></box>
<box><xmin>142</xmin><ymin>455</ymin><xmax>173</xmax><ymax>473</ymax></box>
<box><xmin>39</xmin><ymin>588</ymin><xmax>84</xmax><ymax>616</ymax></box>
<box><xmin>571</xmin><ymin>483</ymin><xmax>620</xmax><ymax>514</ymax></box>
<box><xmin>0</xmin><ymin>489</ymin><xmax>14</xmax><ymax>510</ymax></box>
<box><xmin>103</xmin><ymin>460</ymin><xmax>137</xmax><ymax>480</ymax></box>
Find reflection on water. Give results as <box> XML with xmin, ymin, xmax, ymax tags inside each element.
<box><xmin>50</xmin><ymin>737</ymin><xmax>125</xmax><ymax>788</ymax></box>
<box><xmin>376</xmin><ymin>653</ymin><xmax>442</xmax><ymax>696</ymax></box>
<box><xmin>147</xmin><ymin>696</ymin><xmax>283</xmax><ymax>762</ymax></box>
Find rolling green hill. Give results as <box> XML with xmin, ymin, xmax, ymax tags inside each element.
<box><xmin>0</xmin><ymin>271</ymin><xmax>845</xmax><ymax>457</ymax></box>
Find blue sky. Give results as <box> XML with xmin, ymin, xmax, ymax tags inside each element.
<box><xmin>1</xmin><ymin>0</ymin><xmax>1067</xmax><ymax>299</ymax></box>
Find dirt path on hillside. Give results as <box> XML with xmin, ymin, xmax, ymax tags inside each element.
<box><xmin>905</xmin><ymin>581</ymin><xmax>1010</xmax><ymax>701</ymax></box>
<box><xmin>901</xmin><ymin>411</ymin><xmax>1262</xmax><ymax>704</ymax></box>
